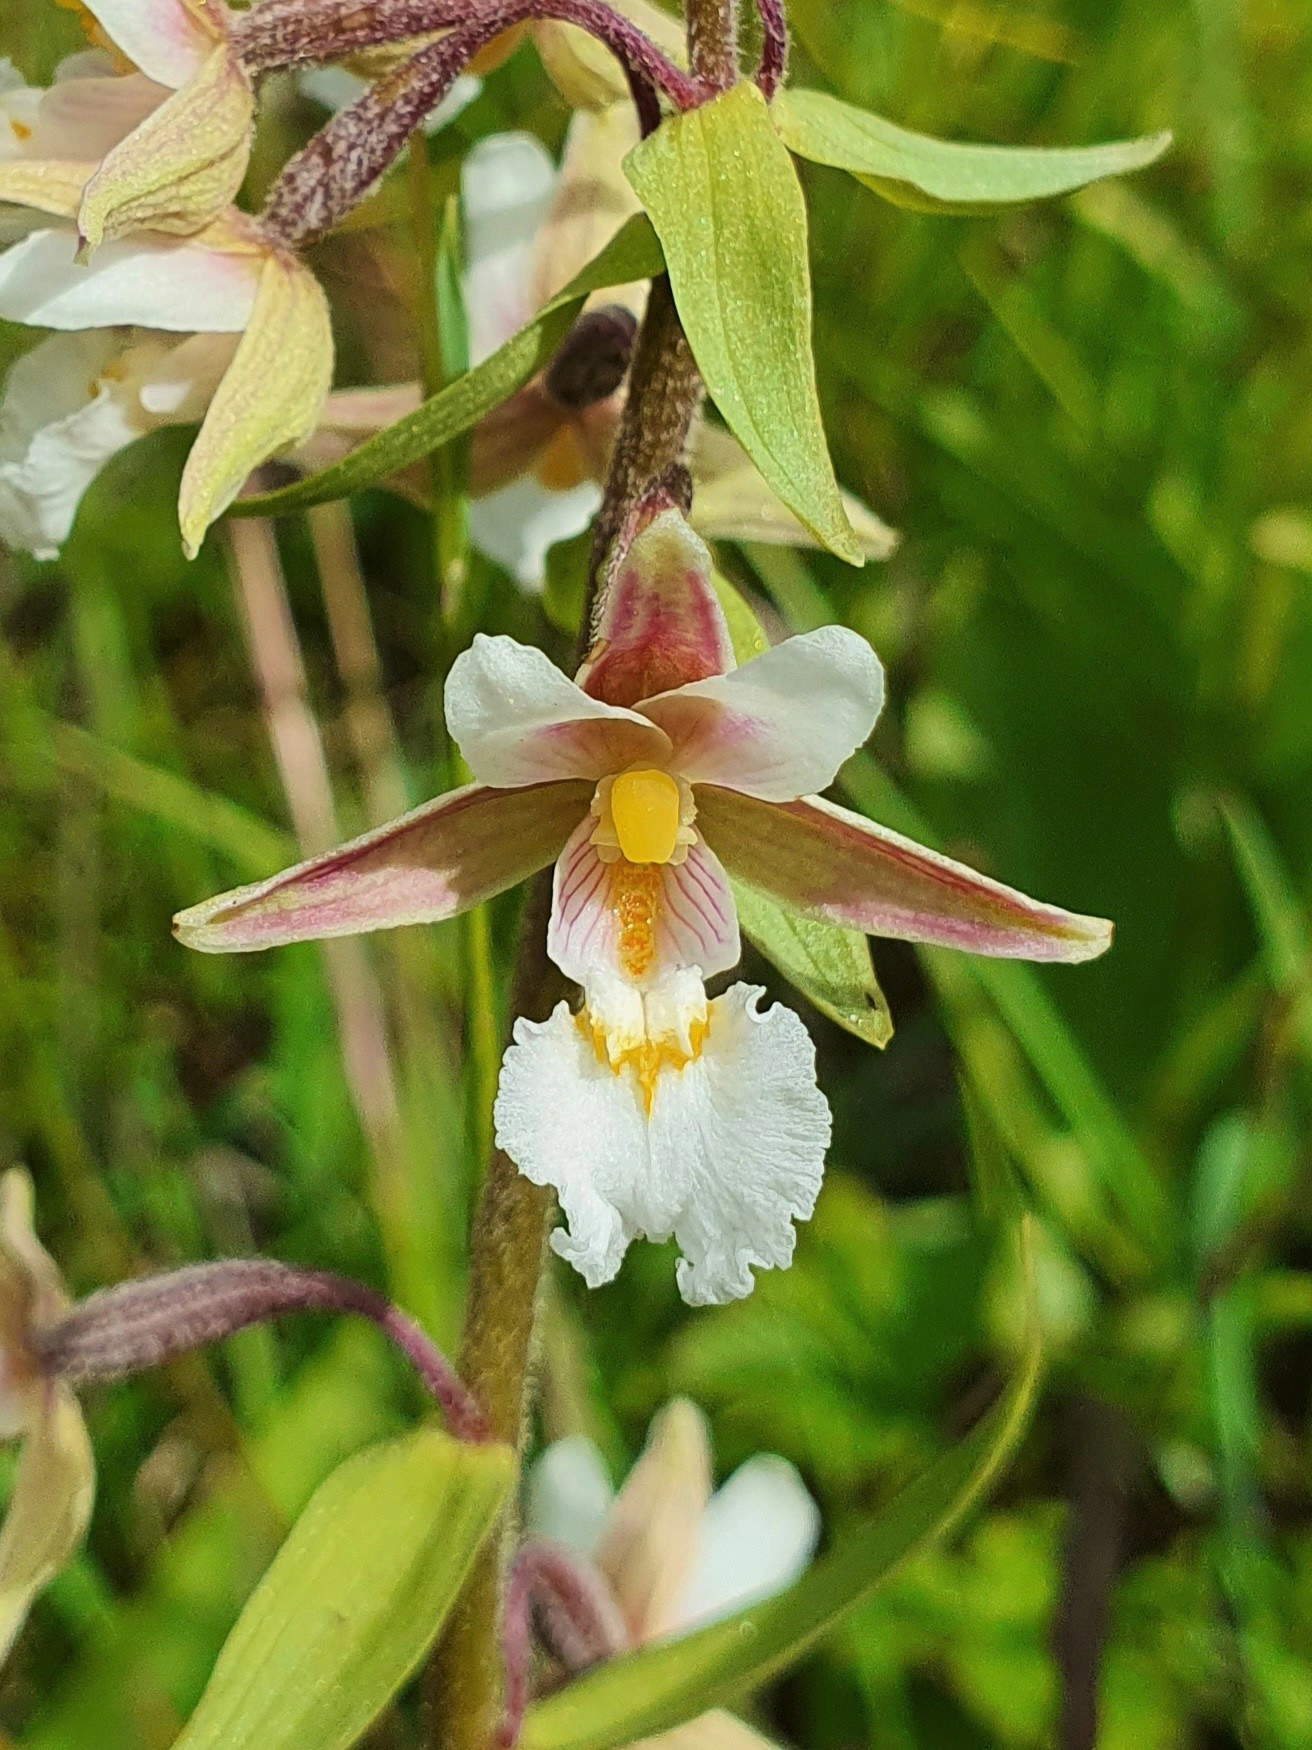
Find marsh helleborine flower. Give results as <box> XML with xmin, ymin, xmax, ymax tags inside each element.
<box><xmin>176</xmin><ymin>506</ymin><xmax>1111</xmax><ymax>1306</ymax></box>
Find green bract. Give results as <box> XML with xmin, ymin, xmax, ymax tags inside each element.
<box><xmin>234</xmin><ymin>215</ymin><xmax>665</xmax><ymax>518</ymax></box>
<box><xmin>774</xmin><ymin>87</ymin><xmax>1172</xmax><ymax>214</ymax></box>
<box><xmin>170</xmin><ymin>1429</ymin><xmax>513</xmax><ymax>1750</ymax></box>
<box><xmin>625</xmin><ymin>82</ymin><xmax>865</xmax><ymax>566</ymax></box>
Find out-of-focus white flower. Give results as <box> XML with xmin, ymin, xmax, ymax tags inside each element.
<box><xmin>526</xmin><ymin>1400</ymin><xmax>818</xmax><ymax>1749</ymax></box>
<box><xmin>176</xmin><ymin>505</ymin><xmax>1111</xmax><ymax>1305</ymax></box>
<box><xmin>0</xmin><ymin>326</ymin><xmax>234</xmax><ymax>557</ymax></box>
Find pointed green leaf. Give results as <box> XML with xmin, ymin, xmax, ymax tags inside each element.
<box><xmin>233</xmin><ymin>215</ymin><xmax>665</xmax><ymax>518</ymax></box>
<box><xmin>734</xmin><ymin>878</ymin><xmax>893</xmax><ymax>1048</ymax></box>
<box><xmin>625</xmin><ymin>83</ymin><xmax>863</xmax><ymax>565</ymax></box>
<box><xmin>520</xmin><ymin>1222</ymin><xmax>1041</xmax><ymax>1750</ymax></box>
<box><xmin>775</xmin><ymin>88</ymin><xmax>1171</xmax><ymax>214</ymax></box>
<box><xmin>172</xmin><ymin>1429</ymin><xmax>514</xmax><ymax>1750</ymax></box>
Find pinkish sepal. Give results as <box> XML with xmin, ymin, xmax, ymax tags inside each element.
<box><xmin>578</xmin><ymin>502</ymin><xmax>735</xmax><ymax>708</ymax></box>
<box><xmin>698</xmin><ymin>788</ymin><xmax>1114</xmax><ymax>964</ymax></box>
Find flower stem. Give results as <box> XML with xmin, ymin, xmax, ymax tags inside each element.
<box><xmin>427</xmin><ymin>0</ymin><xmax>721</xmax><ymax>1736</ymax></box>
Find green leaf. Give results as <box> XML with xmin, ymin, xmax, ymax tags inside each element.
<box><xmin>734</xmin><ymin>878</ymin><xmax>893</xmax><ymax>1048</ymax></box>
<box><xmin>233</xmin><ymin>215</ymin><xmax>665</xmax><ymax>518</ymax></box>
<box><xmin>172</xmin><ymin>1429</ymin><xmax>514</xmax><ymax>1750</ymax></box>
<box><xmin>625</xmin><ymin>83</ymin><xmax>863</xmax><ymax>566</ymax></box>
<box><xmin>708</xmin><ymin>571</ymin><xmax>891</xmax><ymax>1046</ymax></box>
<box><xmin>774</xmin><ymin>88</ymin><xmax>1172</xmax><ymax>214</ymax></box>
<box><xmin>520</xmin><ymin>1221</ymin><xmax>1042</xmax><ymax>1750</ymax></box>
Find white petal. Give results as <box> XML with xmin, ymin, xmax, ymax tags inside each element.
<box><xmin>445</xmin><ymin>633</ymin><xmax>670</xmax><ymax>786</ymax></box>
<box><xmin>78</xmin><ymin>0</ymin><xmax>214</xmax><ymax>88</ymax></box>
<box><xmin>27</xmin><ymin>72</ymin><xmax>167</xmax><ymax>161</ymax></box>
<box><xmin>461</xmin><ymin>131</ymin><xmax>557</xmax><ymax>364</ymax></box>
<box><xmin>0</xmin><ymin>228</ymin><xmax>258</xmax><ymax>333</ymax></box>
<box><xmin>677</xmin><ymin>1455</ymin><xmax>820</xmax><ymax>1630</ymax></box>
<box><xmin>494</xmin><ymin>984</ymin><xmax>830</xmax><ymax>1304</ymax></box>
<box><xmin>640</xmin><ymin>627</ymin><xmax>885</xmax><ymax>803</ymax></box>
<box><xmin>0</xmin><ymin>332</ymin><xmax>143</xmax><ymax>557</ymax></box>
<box><xmin>0</xmin><ymin>71</ymin><xmax>42</xmax><ymax>163</ymax></box>
<box><xmin>467</xmin><ymin>472</ymin><xmax>600</xmax><ymax>591</ymax></box>
<box><xmin>549</xmin><ymin>817</ymin><xmax>740</xmax><ymax>993</ymax></box>
<box><xmin>525</xmin><ymin>1436</ymin><xmax>615</xmax><ymax>1556</ymax></box>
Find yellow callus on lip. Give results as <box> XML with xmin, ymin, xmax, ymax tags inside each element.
<box><xmin>610</xmin><ymin>769</ymin><xmax>681</xmax><ymax>865</ymax></box>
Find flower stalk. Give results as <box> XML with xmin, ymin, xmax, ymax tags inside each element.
<box><xmin>34</xmin><ymin>1258</ymin><xmax>488</xmax><ymax>1441</ymax></box>
<box><xmin>426</xmin><ymin>3</ymin><xmax>727</xmax><ymax>1743</ymax></box>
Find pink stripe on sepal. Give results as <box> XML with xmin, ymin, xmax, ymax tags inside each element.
<box><xmin>698</xmin><ymin>788</ymin><xmax>1113</xmax><ymax>964</ymax></box>
<box><xmin>578</xmin><ymin>508</ymin><xmax>735</xmax><ymax>708</ymax></box>
<box><xmin>175</xmin><ymin>780</ymin><xmax>591</xmax><ymax>952</ymax></box>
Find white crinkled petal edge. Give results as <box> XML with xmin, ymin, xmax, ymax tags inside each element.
<box><xmin>493</xmin><ymin>983</ymin><xmax>831</xmax><ymax>1306</ymax></box>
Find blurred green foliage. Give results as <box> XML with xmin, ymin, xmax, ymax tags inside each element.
<box><xmin>2</xmin><ymin>0</ymin><xmax>1312</xmax><ymax>1745</ymax></box>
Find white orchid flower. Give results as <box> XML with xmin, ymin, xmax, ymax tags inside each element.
<box><xmin>175</xmin><ymin>506</ymin><xmax>1111</xmax><ymax>1305</ymax></box>
<box><xmin>0</xmin><ymin>1170</ymin><xmax>95</xmax><ymax>1663</ymax></box>
<box><xmin>0</xmin><ymin>326</ymin><xmax>235</xmax><ymax>558</ymax></box>
<box><xmin>525</xmin><ymin>1399</ymin><xmax>817</xmax><ymax>1750</ymax></box>
<box><xmin>0</xmin><ymin>0</ymin><xmax>255</xmax><ymax>254</ymax></box>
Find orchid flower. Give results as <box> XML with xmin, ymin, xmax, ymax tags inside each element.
<box><xmin>0</xmin><ymin>1170</ymin><xmax>95</xmax><ymax>1662</ymax></box>
<box><xmin>517</xmin><ymin>1399</ymin><xmax>819</xmax><ymax>1750</ymax></box>
<box><xmin>174</xmin><ymin>505</ymin><xmax>1111</xmax><ymax>1305</ymax></box>
<box><xmin>0</xmin><ymin>56</ymin><xmax>332</xmax><ymax>563</ymax></box>
<box><xmin>0</xmin><ymin>0</ymin><xmax>254</xmax><ymax>254</ymax></box>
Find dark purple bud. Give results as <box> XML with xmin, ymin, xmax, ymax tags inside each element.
<box><xmin>544</xmin><ymin>306</ymin><xmax>638</xmax><ymax>412</ymax></box>
<box><xmin>754</xmin><ymin>0</ymin><xmax>787</xmax><ymax>99</ymax></box>
<box><xmin>33</xmin><ymin>1258</ymin><xmax>488</xmax><ymax>1442</ymax></box>
<box><xmin>497</xmin><ymin>1539</ymin><xmax>626</xmax><ymax>1748</ymax></box>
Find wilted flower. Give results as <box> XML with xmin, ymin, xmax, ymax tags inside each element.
<box><xmin>509</xmin><ymin>1398</ymin><xmax>819</xmax><ymax>1749</ymax></box>
<box><xmin>0</xmin><ymin>1169</ymin><xmax>94</xmax><ymax>1662</ymax></box>
<box><xmin>174</xmin><ymin>504</ymin><xmax>1110</xmax><ymax>1305</ymax></box>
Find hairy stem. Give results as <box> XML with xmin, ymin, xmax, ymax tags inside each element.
<box><xmin>687</xmin><ymin>0</ymin><xmax>737</xmax><ymax>89</ymax></box>
<box><xmin>753</xmin><ymin>0</ymin><xmax>787</xmax><ymax>97</ymax></box>
<box><xmin>36</xmin><ymin>1258</ymin><xmax>487</xmax><ymax>1440</ymax></box>
<box><xmin>427</xmin><ymin>0</ymin><xmax>718</xmax><ymax>1735</ymax></box>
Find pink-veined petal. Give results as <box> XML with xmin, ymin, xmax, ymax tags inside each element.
<box><xmin>0</xmin><ymin>226</ymin><xmax>258</xmax><ymax>332</ymax></box>
<box><xmin>79</xmin><ymin>0</ymin><xmax>217</xmax><ymax>88</ymax></box>
<box><xmin>642</xmin><ymin>626</ymin><xmax>883</xmax><ymax>802</ymax></box>
<box><xmin>578</xmin><ymin>509</ymin><xmax>735</xmax><ymax>708</ymax></box>
<box><xmin>174</xmin><ymin>779</ymin><xmax>590</xmax><ymax>952</ymax></box>
<box><xmin>445</xmin><ymin>633</ymin><xmax>671</xmax><ymax>786</ymax></box>
<box><xmin>698</xmin><ymin>789</ymin><xmax>1114</xmax><ymax>963</ymax></box>
<box><xmin>548</xmin><ymin>817</ymin><xmax>740</xmax><ymax>991</ymax></box>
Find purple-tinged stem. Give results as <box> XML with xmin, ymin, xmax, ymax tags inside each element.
<box><xmin>35</xmin><ymin>1259</ymin><xmax>488</xmax><ymax>1442</ymax></box>
<box><xmin>232</xmin><ymin>0</ymin><xmax>469</xmax><ymax>71</ymax></box>
<box><xmin>754</xmin><ymin>0</ymin><xmax>787</xmax><ymax>98</ymax></box>
<box><xmin>262</xmin><ymin>1</ymin><xmax>702</xmax><ymax>247</ymax></box>
<box><xmin>495</xmin><ymin>1540</ymin><xmax>626</xmax><ymax>1749</ymax></box>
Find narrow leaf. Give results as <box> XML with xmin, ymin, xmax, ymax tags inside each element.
<box><xmin>734</xmin><ymin>878</ymin><xmax>892</xmax><ymax>1048</ymax></box>
<box><xmin>625</xmin><ymin>83</ymin><xmax>863</xmax><ymax>565</ymax></box>
<box><xmin>172</xmin><ymin>1428</ymin><xmax>513</xmax><ymax>1750</ymax></box>
<box><xmin>775</xmin><ymin>88</ymin><xmax>1171</xmax><ymax>213</ymax></box>
<box><xmin>520</xmin><ymin>1222</ymin><xmax>1041</xmax><ymax>1750</ymax></box>
<box><xmin>234</xmin><ymin>214</ymin><xmax>665</xmax><ymax>517</ymax></box>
